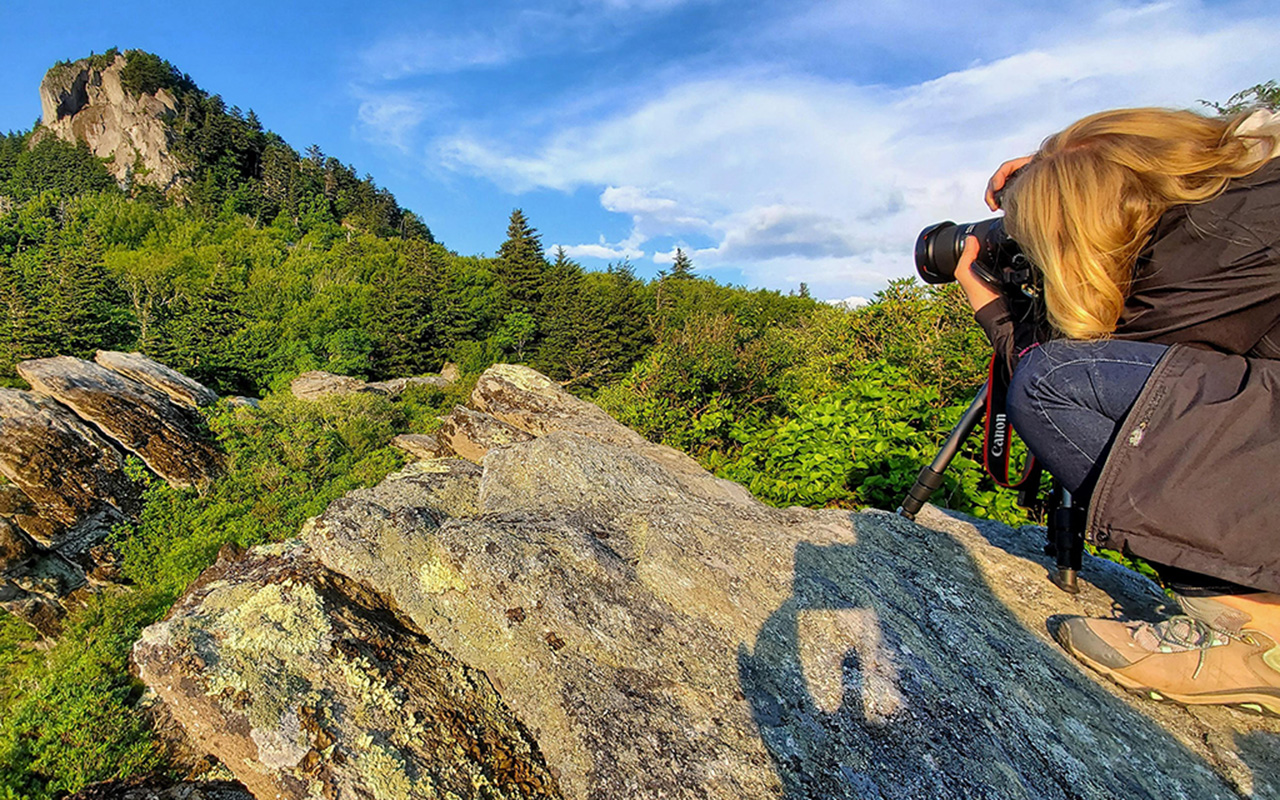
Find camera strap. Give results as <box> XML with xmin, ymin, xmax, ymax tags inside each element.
<box><xmin>983</xmin><ymin>354</ymin><xmax>1039</xmax><ymax>489</ymax></box>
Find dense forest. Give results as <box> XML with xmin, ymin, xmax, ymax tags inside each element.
<box><xmin>1</xmin><ymin>51</ymin><xmax>1269</xmax><ymax>796</ymax></box>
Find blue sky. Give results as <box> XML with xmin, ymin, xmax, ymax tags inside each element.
<box><xmin>2</xmin><ymin>0</ymin><xmax>1279</xmax><ymax>301</ymax></box>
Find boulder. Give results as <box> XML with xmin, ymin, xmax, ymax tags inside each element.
<box><xmin>289</xmin><ymin>371</ymin><xmax>366</xmax><ymax>401</ymax></box>
<box><xmin>17</xmin><ymin>356</ymin><xmax>223</xmax><ymax>491</ymax></box>
<box><xmin>133</xmin><ymin>538</ymin><xmax>559</xmax><ymax>800</ymax></box>
<box><xmin>0</xmin><ymin>545</ymin><xmax>88</xmax><ymax>637</ymax></box>
<box><xmin>440</xmin><ymin>362</ymin><xmax>460</xmax><ymax>383</ymax></box>
<box><xmin>0</xmin><ymin>516</ymin><xmax>37</xmax><ymax>572</ymax></box>
<box><xmin>95</xmin><ymin>350</ymin><xmax>218</xmax><ymax>408</ymax></box>
<box><xmin>225</xmin><ymin>396</ymin><xmax>260</xmax><ymax>409</ymax></box>
<box><xmin>435</xmin><ymin>405</ymin><xmax>535</xmax><ymax>462</ymax></box>
<box><xmin>0</xmin><ymin>388</ymin><xmax>139</xmax><ymax>542</ymax></box>
<box><xmin>471</xmin><ymin>363</ymin><xmax>711</xmax><ymax>480</ymax></box>
<box><xmin>292</xmin><ymin>371</ymin><xmax>452</xmax><ymax>402</ymax></box>
<box><xmin>390</xmin><ymin>433</ymin><xmax>452</xmax><ymax>461</ymax></box>
<box><xmin>139</xmin><ymin>366</ymin><xmax>1280</xmax><ymax>799</ymax></box>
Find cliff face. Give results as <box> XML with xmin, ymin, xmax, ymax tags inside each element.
<box><xmin>38</xmin><ymin>54</ymin><xmax>183</xmax><ymax>191</ymax></box>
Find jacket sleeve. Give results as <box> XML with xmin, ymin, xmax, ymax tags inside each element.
<box><xmin>974</xmin><ymin>297</ymin><xmax>1019</xmax><ymax>374</ymax></box>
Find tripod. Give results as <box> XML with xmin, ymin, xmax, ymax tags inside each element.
<box><xmin>895</xmin><ymin>384</ymin><xmax>1087</xmax><ymax>594</ymax></box>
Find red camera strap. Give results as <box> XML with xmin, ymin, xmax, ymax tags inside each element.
<box><xmin>983</xmin><ymin>354</ymin><xmax>1039</xmax><ymax>489</ymax></box>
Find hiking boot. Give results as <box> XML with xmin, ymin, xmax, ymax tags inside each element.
<box><xmin>1055</xmin><ymin>614</ymin><xmax>1280</xmax><ymax>716</ymax></box>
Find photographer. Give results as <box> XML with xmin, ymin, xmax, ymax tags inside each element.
<box><xmin>954</xmin><ymin>107</ymin><xmax>1280</xmax><ymax>714</ymax></box>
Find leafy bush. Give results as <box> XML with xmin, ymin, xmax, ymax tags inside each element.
<box><xmin>0</xmin><ymin>591</ymin><xmax>167</xmax><ymax>799</ymax></box>
<box><xmin>714</xmin><ymin>360</ymin><xmax>1033</xmax><ymax>524</ymax></box>
<box><xmin>595</xmin><ymin>312</ymin><xmax>793</xmax><ymax>456</ymax></box>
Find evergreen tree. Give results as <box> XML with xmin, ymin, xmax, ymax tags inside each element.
<box><xmin>669</xmin><ymin>247</ymin><xmax>695</xmax><ymax>280</ymax></box>
<box><xmin>496</xmin><ymin>209</ymin><xmax>547</xmax><ymax>312</ymax></box>
<box><xmin>534</xmin><ymin>247</ymin><xmax>588</xmax><ymax>379</ymax></box>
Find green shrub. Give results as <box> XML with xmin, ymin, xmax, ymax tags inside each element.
<box><xmin>0</xmin><ymin>591</ymin><xmax>167</xmax><ymax>799</ymax></box>
<box><xmin>714</xmin><ymin>360</ymin><xmax>1033</xmax><ymax>524</ymax></box>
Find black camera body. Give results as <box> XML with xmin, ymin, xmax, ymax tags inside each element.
<box><xmin>914</xmin><ymin>216</ymin><xmax>1036</xmax><ymax>294</ymax></box>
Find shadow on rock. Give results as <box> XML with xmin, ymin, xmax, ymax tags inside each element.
<box><xmin>1235</xmin><ymin>731</ymin><xmax>1280</xmax><ymax>799</ymax></box>
<box><xmin>738</xmin><ymin>514</ymin><xmax>1244</xmax><ymax>799</ymax></box>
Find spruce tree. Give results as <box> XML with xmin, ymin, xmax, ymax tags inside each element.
<box><xmin>496</xmin><ymin>209</ymin><xmax>547</xmax><ymax>312</ymax></box>
<box><xmin>669</xmin><ymin>247</ymin><xmax>695</xmax><ymax>280</ymax></box>
<box><xmin>534</xmin><ymin>247</ymin><xmax>588</xmax><ymax>379</ymax></box>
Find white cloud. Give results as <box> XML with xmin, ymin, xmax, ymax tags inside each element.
<box><xmin>428</xmin><ymin>1</ymin><xmax>1280</xmax><ymax>299</ymax></box>
<box><xmin>551</xmin><ymin>240</ymin><xmax>645</xmax><ymax>261</ymax></box>
<box><xmin>355</xmin><ymin>92</ymin><xmax>433</xmax><ymax>152</ymax></box>
<box><xmin>361</xmin><ymin>31</ymin><xmax>522</xmax><ymax>79</ymax></box>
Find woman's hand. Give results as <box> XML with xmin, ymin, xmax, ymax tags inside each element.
<box><xmin>985</xmin><ymin>156</ymin><xmax>1033</xmax><ymax>210</ymax></box>
<box><xmin>955</xmin><ymin>235</ymin><xmax>1001</xmax><ymax>313</ymax></box>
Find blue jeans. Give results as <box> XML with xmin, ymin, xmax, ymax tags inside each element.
<box><xmin>1006</xmin><ymin>339</ymin><xmax>1168</xmax><ymax>496</ymax></box>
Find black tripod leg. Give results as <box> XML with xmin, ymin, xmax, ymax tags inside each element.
<box><xmin>1047</xmin><ymin>484</ymin><xmax>1086</xmax><ymax>594</ymax></box>
<box><xmin>898</xmin><ymin>385</ymin><xmax>987</xmax><ymax>521</ymax></box>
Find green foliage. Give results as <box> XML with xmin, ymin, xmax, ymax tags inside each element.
<box><xmin>495</xmin><ymin>209</ymin><xmax>546</xmax><ymax>313</ymax></box>
<box><xmin>0</xmin><ymin>133</ymin><xmax>116</xmax><ymax>201</ymax></box>
<box><xmin>0</xmin><ymin>591</ymin><xmax>167</xmax><ymax>799</ymax></box>
<box><xmin>119</xmin><ymin>50</ymin><xmax>196</xmax><ymax>98</ymax></box>
<box><xmin>1204</xmin><ymin>80</ymin><xmax>1280</xmax><ymax>115</ymax></box>
<box><xmin>714</xmin><ymin>361</ymin><xmax>1032</xmax><ymax>523</ymax></box>
<box><xmin>596</xmin><ymin>311</ymin><xmax>792</xmax><ymax>455</ymax></box>
<box><xmin>112</xmin><ymin>390</ymin><xmax>428</xmax><ymax>595</ymax></box>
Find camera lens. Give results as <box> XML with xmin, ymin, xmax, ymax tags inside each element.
<box><xmin>915</xmin><ymin>221</ymin><xmax>960</xmax><ymax>284</ymax></box>
<box><xmin>915</xmin><ymin>217</ymin><xmax>1008</xmax><ymax>285</ymax></box>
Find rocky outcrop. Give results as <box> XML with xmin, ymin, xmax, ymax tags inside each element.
<box><xmin>0</xmin><ymin>388</ymin><xmax>139</xmax><ymax>543</ymax></box>
<box><xmin>289</xmin><ymin>371</ymin><xmax>365</xmax><ymax>402</ymax></box>
<box><xmin>39</xmin><ymin>54</ymin><xmax>183</xmax><ymax>191</ymax></box>
<box><xmin>95</xmin><ymin>350</ymin><xmax>219</xmax><ymax>409</ymax></box>
<box><xmin>291</xmin><ymin>370</ymin><xmax>454</xmax><ymax>402</ymax></box>
<box><xmin>0</xmin><ymin>353</ymin><xmax>221</xmax><ymax>635</ymax></box>
<box><xmin>137</xmin><ymin>364</ymin><xmax>1280</xmax><ymax>799</ymax></box>
<box><xmin>18</xmin><ymin>356</ymin><xmax>223</xmax><ymax>490</ymax></box>
<box><xmin>134</xmin><ymin>536</ymin><xmax>558</xmax><ymax>800</ymax></box>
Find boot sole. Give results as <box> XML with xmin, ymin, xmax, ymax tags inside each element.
<box><xmin>1065</xmin><ymin>642</ymin><xmax>1280</xmax><ymax>718</ymax></box>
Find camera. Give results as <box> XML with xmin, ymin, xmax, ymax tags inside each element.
<box><xmin>914</xmin><ymin>217</ymin><xmax>1034</xmax><ymax>291</ymax></box>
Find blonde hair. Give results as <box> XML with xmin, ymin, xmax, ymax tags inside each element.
<box><xmin>1002</xmin><ymin>107</ymin><xmax>1280</xmax><ymax>339</ymax></box>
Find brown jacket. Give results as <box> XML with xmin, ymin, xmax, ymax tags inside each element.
<box><xmin>981</xmin><ymin>158</ymin><xmax>1280</xmax><ymax>590</ymax></box>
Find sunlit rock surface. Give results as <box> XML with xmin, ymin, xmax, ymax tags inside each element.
<box><xmin>18</xmin><ymin>356</ymin><xmax>223</xmax><ymax>490</ymax></box>
<box><xmin>95</xmin><ymin>350</ymin><xmax>219</xmax><ymax>409</ymax></box>
<box><xmin>39</xmin><ymin>53</ymin><xmax>183</xmax><ymax>191</ymax></box>
<box><xmin>138</xmin><ymin>365</ymin><xmax>1280</xmax><ymax>799</ymax></box>
<box><xmin>0</xmin><ymin>354</ymin><xmax>221</xmax><ymax>635</ymax></box>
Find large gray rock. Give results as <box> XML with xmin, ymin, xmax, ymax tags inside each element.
<box><xmin>17</xmin><ymin>356</ymin><xmax>223</xmax><ymax>490</ymax></box>
<box><xmin>133</xmin><ymin>537</ymin><xmax>559</xmax><ymax>800</ymax></box>
<box><xmin>471</xmin><ymin>363</ymin><xmax>711</xmax><ymax>480</ymax></box>
<box><xmin>289</xmin><ymin>371</ymin><xmax>366</xmax><ymax>402</ymax></box>
<box><xmin>390</xmin><ymin>433</ymin><xmax>451</xmax><ymax>461</ymax></box>
<box><xmin>95</xmin><ymin>351</ymin><xmax>218</xmax><ymax>409</ymax></box>
<box><xmin>138</xmin><ymin>365</ymin><xmax>1280</xmax><ymax>799</ymax></box>
<box><xmin>291</xmin><ymin>371</ymin><xmax>453</xmax><ymax>402</ymax></box>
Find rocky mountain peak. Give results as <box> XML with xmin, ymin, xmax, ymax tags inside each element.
<box><xmin>38</xmin><ymin>52</ymin><xmax>183</xmax><ymax>191</ymax></box>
